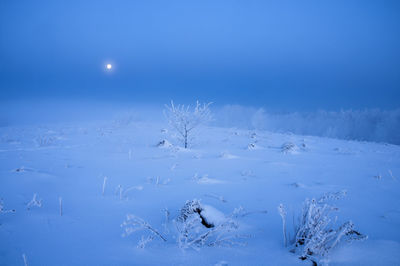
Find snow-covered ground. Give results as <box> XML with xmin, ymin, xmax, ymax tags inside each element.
<box><xmin>1</xmin><ymin>116</ymin><xmax>400</xmax><ymax>265</ymax></box>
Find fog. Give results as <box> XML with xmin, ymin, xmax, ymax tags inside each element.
<box><xmin>1</xmin><ymin>1</ymin><xmax>399</xmax><ymax>143</ymax></box>
<box><xmin>0</xmin><ymin>100</ymin><xmax>398</xmax><ymax>145</ymax></box>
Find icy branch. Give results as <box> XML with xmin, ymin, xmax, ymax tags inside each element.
<box><xmin>121</xmin><ymin>214</ymin><xmax>167</xmax><ymax>242</ymax></box>
<box><xmin>26</xmin><ymin>193</ymin><xmax>42</xmax><ymax>210</ymax></box>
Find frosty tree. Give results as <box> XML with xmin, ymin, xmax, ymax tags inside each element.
<box><xmin>164</xmin><ymin>101</ymin><xmax>212</xmax><ymax>148</ymax></box>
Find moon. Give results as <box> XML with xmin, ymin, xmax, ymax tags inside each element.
<box><xmin>106</xmin><ymin>63</ymin><xmax>112</xmax><ymax>70</ymax></box>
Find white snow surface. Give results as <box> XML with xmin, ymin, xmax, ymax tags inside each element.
<box><xmin>200</xmin><ymin>205</ymin><xmax>227</xmax><ymax>226</ymax></box>
<box><xmin>0</xmin><ymin>117</ymin><xmax>400</xmax><ymax>265</ymax></box>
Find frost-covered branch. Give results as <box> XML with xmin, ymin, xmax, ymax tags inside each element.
<box><xmin>121</xmin><ymin>214</ymin><xmax>167</xmax><ymax>242</ymax></box>
<box><xmin>26</xmin><ymin>193</ymin><xmax>42</xmax><ymax>210</ymax></box>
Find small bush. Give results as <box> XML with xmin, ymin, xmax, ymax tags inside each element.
<box><xmin>175</xmin><ymin>199</ymin><xmax>243</xmax><ymax>250</ymax></box>
<box><xmin>278</xmin><ymin>191</ymin><xmax>367</xmax><ymax>265</ymax></box>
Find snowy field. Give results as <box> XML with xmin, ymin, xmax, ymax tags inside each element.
<box><xmin>1</xmin><ymin>114</ymin><xmax>400</xmax><ymax>266</ymax></box>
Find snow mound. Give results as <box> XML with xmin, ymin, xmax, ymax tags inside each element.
<box><xmin>177</xmin><ymin>200</ymin><xmax>226</xmax><ymax>227</ymax></box>
<box><xmin>220</xmin><ymin>151</ymin><xmax>238</xmax><ymax>159</ymax></box>
<box><xmin>156</xmin><ymin>139</ymin><xmax>172</xmax><ymax>148</ymax></box>
<box><xmin>201</xmin><ymin>205</ymin><xmax>227</xmax><ymax>226</ymax></box>
<box><xmin>215</xmin><ymin>261</ymin><xmax>229</xmax><ymax>266</ymax></box>
<box><xmin>197</xmin><ymin>176</ymin><xmax>225</xmax><ymax>184</ymax></box>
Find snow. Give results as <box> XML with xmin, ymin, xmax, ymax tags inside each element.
<box><xmin>197</xmin><ymin>175</ymin><xmax>226</xmax><ymax>185</ymax></box>
<box><xmin>0</xmin><ymin>114</ymin><xmax>400</xmax><ymax>265</ymax></box>
<box><xmin>200</xmin><ymin>205</ymin><xmax>226</xmax><ymax>226</ymax></box>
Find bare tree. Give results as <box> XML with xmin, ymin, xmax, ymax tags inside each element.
<box><xmin>164</xmin><ymin>101</ymin><xmax>212</xmax><ymax>148</ymax></box>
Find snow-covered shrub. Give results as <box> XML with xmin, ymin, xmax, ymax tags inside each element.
<box><xmin>0</xmin><ymin>199</ymin><xmax>15</xmax><ymax>214</ymax></box>
<box><xmin>175</xmin><ymin>199</ymin><xmax>242</xmax><ymax>250</ymax></box>
<box><xmin>15</xmin><ymin>166</ymin><xmax>26</xmax><ymax>172</ymax></box>
<box><xmin>247</xmin><ymin>143</ymin><xmax>259</xmax><ymax>150</ymax></box>
<box><xmin>164</xmin><ymin>101</ymin><xmax>212</xmax><ymax>148</ymax></box>
<box><xmin>121</xmin><ymin>214</ymin><xmax>167</xmax><ymax>248</ymax></box>
<box><xmin>240</xmin><ymin>170</ymin><xmax>255</xmax><ymax>178</ymax></box>
<box><xmin>281</xmin><ymin>142</ymin><xmax>298</xmax><ymax>154</ymax></box>
<box><xmin>121</xmin><ymin>201</ymin><xmax>251</xmax><ymax>250</ymax></box>
<box><xmin>278</xmin><ymin>191</ymin><xmax>367</xmax><ymax>265</ymax></box>
<box><xmin>36</xmin><ymin>135</ymin><xmax>56</xmax><ymax>147</ymax></box>
<box><xmin>156</xmin><ymin>139</ymin><xmax>173</xmax><ymax>148</ymax></box>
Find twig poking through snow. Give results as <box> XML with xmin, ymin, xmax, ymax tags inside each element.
<box><xmin>116</xmin><ymin>185</ymin><xmax>123</xmax><ymax>200</ymax></box>
<box><xmin>59</xmin><ymin>197</ymin><xmax>63</xmax><ymax>216</ymax></box>
<box><xmin>27</xmin><ymin>193</ymin><xmax>42</xmax><ymax>210</ymax></box>
<box><xmin>114</xmin><ymin>185</ymin><xmax>143</xmax><ymax>200</ymax></box>
<box><xmin>162</xmin><ymin>207</ymin><xmax>170</xmax><ymax>234</ymax></box>
<box><xmin>0</xmin><ymin>199</ymin><xmax>16</xmax><ymax>214</ymax></box>
<box><xmin>22</xmin><ymin>253</ymin><xmax>28</xmax><ymax>266</ymax></box>
<box><xmin>123</xmin><ymin>186</ymin><xmax>143</xmax><ymax>198</ymax></box>
<box><xmin>102</xmin><ymin>176</ymin><xmax>108</xmax><ymax>196</ymax></box>
<box><xmin>388</xmin><ymin>170</ymin><xmax>397</xmax><ymax>181</ymax></box>
<box><xmin>204</xmin><ymin>193</ymin><xmax>227</xmax><ymax>203</ymax></box>
<box><xmin>278</xmin><ymin>204</ymin><xmax>287</xmax><ymax>247</ymax></box>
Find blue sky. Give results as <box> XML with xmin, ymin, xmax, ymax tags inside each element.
<box><xmin>1</xmin><ymin>0</ymin><xmax>399</xmax><ymax>111</ymax></box>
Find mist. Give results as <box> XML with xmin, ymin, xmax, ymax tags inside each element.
<box><xmin>1</xmin><ymin>1</ymin><xmax>399</xmax><ymax>141</ymax></box>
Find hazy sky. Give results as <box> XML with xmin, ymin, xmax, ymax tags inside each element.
<box><xmin>1</xmin><ymin>0</ymin><xmax>399</xmax><ymax>111</ymax></box>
